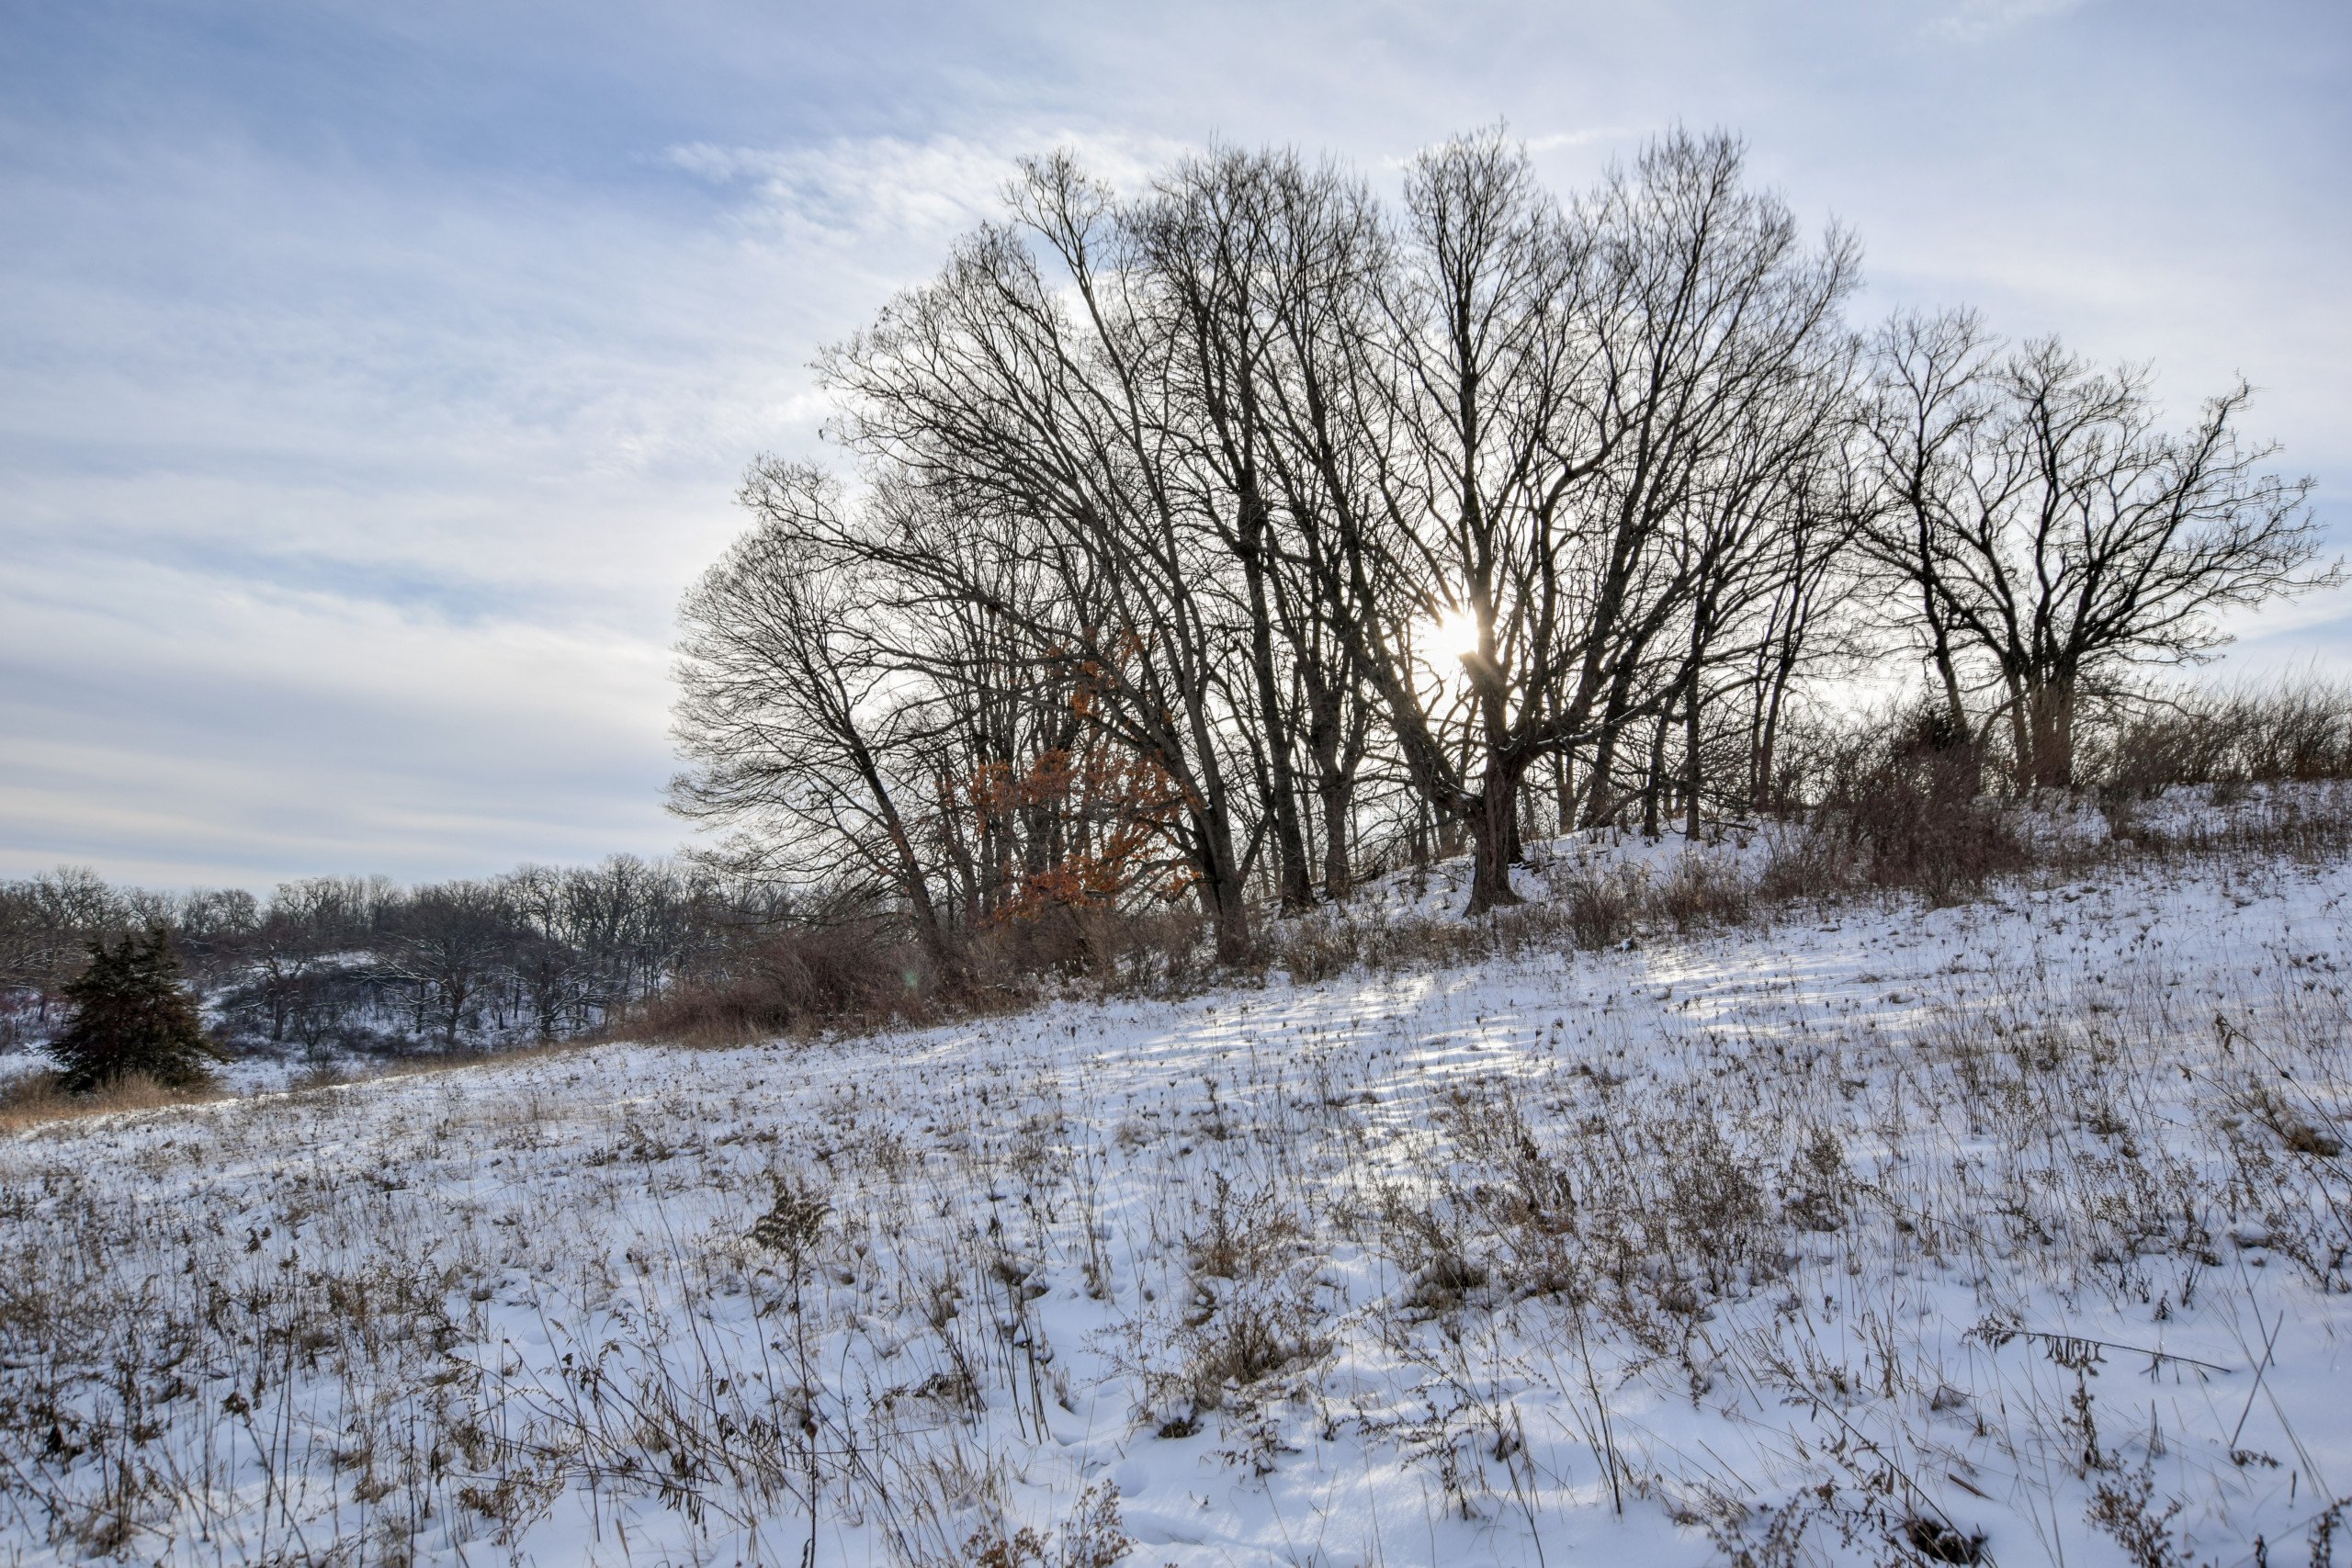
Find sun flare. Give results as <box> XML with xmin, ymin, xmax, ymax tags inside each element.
<box><xmin>1430</xmin><ymin>605</ymin><xmax>1483</xmax><ymax>662</ymax></box>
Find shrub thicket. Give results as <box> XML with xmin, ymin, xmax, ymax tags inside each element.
<box><xmin>1766</xmin><ymin>706</ymin><xmax>2027</xmax><ymax>903</ymax></box>
<box><xmin>2082</xmin><ymin>682</ymin><xmax>2352</xmax><ymax>797</ymax></box>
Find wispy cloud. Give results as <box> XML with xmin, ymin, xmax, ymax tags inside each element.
<box><xmin>0</xmin><ymin>0</ymin><xmax>2342</xmax><ymax>886</ymax></box>
<box><xmin>667</xmin><ymin>128</ymin><xmax>1192</xmax><ymax>249</ymax></box>
<box><xmin>1931</xmin><ymin>0</ymin><xmax>2089</xmax><ymax>41</ymax></box>
<box><xmin>1522</xmin><ymin>126</ymin><xmax>1639</xmax><ymax>153</ymax></box>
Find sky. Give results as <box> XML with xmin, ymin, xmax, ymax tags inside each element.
<box><xmin>1</xmin><ymin>0</ymin><xmax>2346</xmax><ymax>890</ymax></box>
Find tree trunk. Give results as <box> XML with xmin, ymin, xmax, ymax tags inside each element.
<box><xmin>2024</xmin><ymin>679</ymin><xmax>2075</xmax><ymax>790</ymax></box>
<box><xmin>1581</xmin><ymin>728</ymin><xmax>1618</xmax><ymax>829</ymax></box>
<box><xmin>1188</xmin><ymin>804</ymin><xmax>1253</xmax><ymax>964</ymax></box>
<box><xmin>866</xmin><ymin>771</ymin><xmax>953</xmax><ymax>975</ymax></box>
<box><xmin>1684</xmin><ymin>676</ymin><xmax>1704</xmax><ymax>840</ymax></box>
<box><xmin>1581</xmin><ymin>672</ymin><xmax>1637</xmax><ymax>829</ymax></box>
<box><xmin>936</xmin><ymin>770</ymin><xmax>981</xmax><ymax>929</ymax></box>
<box><xmin>1317</xmin><ymin>771</ymin><xmax>1352</xmax><ymax>900</ymax></box>
<box><xmin>2004</xmin><ymin>675</ymin><xmax>2031</xmax><ymax>794</ymax></box>
<box><xmin>1465</xmin><ymin>763</ymin><xmax>1527</xmax><ymax>914</ymax></box>
<box><xmin>1305</xmin><ymin>677</ymin><xmax>1363</xmax><ymax>902</ymax></box>
<box><xmin>1922</xmin><ymin>581</ymin><xmax>1968</xmax><ymax>735</ymax></box>
<box><xmin>1240</xmin><ymin>537</ymin><xmax>1314</xmax><ymax>912</ymax></box>
<box><xmin>1642</xmin><ymin>706</ymin><xmax>1671</xmax><ymax>838</ymax></box>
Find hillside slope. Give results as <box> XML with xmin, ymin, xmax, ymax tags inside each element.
<box><xmin>3</xmin><ymin>849</ymin><xmax>2349</xmax><ymax>1565</ymax></box>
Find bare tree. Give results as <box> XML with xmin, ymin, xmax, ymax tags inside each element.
<box><xmin>1865</xmin><ymin>329</ymin><xmax>2331</xmax><ymax>786</ymax></box>
<box><xmin>819</xmin><ymin>161</ymin><xmax>1260</xmax><ymax>961</ymax></box>
<box><xmin>385</xmin><ymin>881</ymin><xmax>514</xmax><ymax>1047</ymax></box>
<box><xmin>1860</xmin><ymin>309</ymin><xmax>2002</xmax><ymax>733</ymax></box>
<box><xmin>673</xmin><ymin>466</ymin><xmax>955</xmax><ymax>969</ymax></box>
<box><xmin>1125</xmin><ymin>147</ymin><xmax>1389</xmax><ymax>908</ymax></box>
<box><xmin>1736</xmin><ymin>453</ymin><xmax>1871</xmax><ymax>813</ymax></box>
<box><xmin>1283</xmin><ymin>129</ymin><xmax>1857</xmax><ymax>907</ymax></box>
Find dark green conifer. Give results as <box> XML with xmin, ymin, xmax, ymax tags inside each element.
<box><xmin>44</xmin><ymin>927</ymin><xmax>220</xmax><ymax>1092</ymax></box>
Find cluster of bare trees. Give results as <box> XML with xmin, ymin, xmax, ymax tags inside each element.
<box><xmin>0</xmin><ymin>859</ymin><xmax>732</xmax><ymax>1054</ymax></box>
<box><xmin>1860</xmin><ymin>314</ymin><xmax>2322</xmax><ymax>790</ymax></box>
<box><xmin>674</xmin><ymin>129</ymin><xmax>2329</xmax><ymax>954</ymax></box>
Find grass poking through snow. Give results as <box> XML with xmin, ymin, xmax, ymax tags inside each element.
<box><xmin>2</xmin><ymin>847</ymin><xmax>2350</xmax><ymax>1564</ymax></box>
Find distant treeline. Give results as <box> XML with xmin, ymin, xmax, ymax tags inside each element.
<box><xmin>0</xmin><ymin>859</ymin><xmax>768</xmax><ymax>1055</ymax></box>
<box><xmin>6</xmin><ymin>679</ymin><xmax>2350</xmax><ymax>1061</ymax></box>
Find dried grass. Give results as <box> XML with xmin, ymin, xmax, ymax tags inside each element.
<box><xmin>0</xmin><ymin>1068</ymin><xmax>223</xmax><ymax>1134</ymax></box>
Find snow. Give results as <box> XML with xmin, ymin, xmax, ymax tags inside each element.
<box><xmin>1329</xmin><ymin>821</ymin><xmax>1784</xmax><ymax>925</ymax></box>
<box><xmin>3</xmin><ymin>843</ymin><xmax>2350</xmax><ymax>1565</ymax></box>
<box><xmin>2115</xmin><ymin>779</ymin><xmax>2352</xmax><ymax>844</ymax></box>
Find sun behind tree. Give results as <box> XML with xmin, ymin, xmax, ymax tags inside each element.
<box><xmin>45</xmin><ymin>926</ymin><xmax>221</xmax><ymax>1093</ymax></box>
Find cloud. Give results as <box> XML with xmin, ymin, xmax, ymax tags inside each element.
<box><xmin>0</xmin><ymin>528</ymin><xmax>680</xmax><ymax>881</ymax></box>
<box><xmin>0</xmin><ymin>104</ymin><xmax>1199</xmax><ymax>887</ymax></box>
<box><xmin>668</xmin><ymin>136</ymin><xmax>1014</xmax><ymax>244</ymax></box>
<box><xmin>1931</xmin><ymin>0</ymin><xmax>2089</xmax><ymax>41</ymax></box>
<box><xmin>667</xmin><ymin>127</ymin><xmax>1192</xmax><ymax>251</ymax></box>
<box><xmin>1521</xmin><ymin>126</ymin><xmax>1640</xmax><ymax>153</ymax></box>
<box><xmin>0</xmin><ymin>0</ymin><xmax>2344</xmax><ymax>889</ymax></box>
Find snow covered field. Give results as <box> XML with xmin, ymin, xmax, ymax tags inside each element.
<box><xmin>4</xmin><ymin>843</ymin><xmax>2350</xmax><ymax>1565</ymax></box>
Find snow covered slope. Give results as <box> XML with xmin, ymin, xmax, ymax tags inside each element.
<box><xmin>3</xmin><ymin>850</ymin><xmax>2349</xmax><ymax>1565</ymax></box>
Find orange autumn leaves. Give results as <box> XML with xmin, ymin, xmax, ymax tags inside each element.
<box><xmin>960</xmin><ymin>740</ymin><xmax>1194</xmax><ymax>921</ymax></box>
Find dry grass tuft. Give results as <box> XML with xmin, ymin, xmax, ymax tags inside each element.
<box><xmin>0</xmin><ymin>1068</ymin><xmax>223</xmax><ymax>1134</ymax></box>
